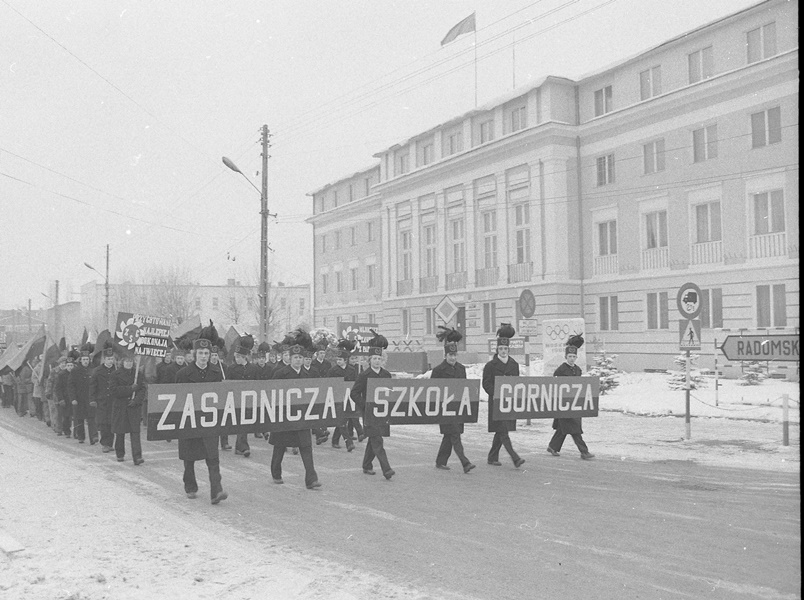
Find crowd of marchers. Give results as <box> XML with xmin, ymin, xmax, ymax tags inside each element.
<box><xmin>1</xmin><ymin>321</ymin><xmax>593</xmax><ymax>506</ymax></box>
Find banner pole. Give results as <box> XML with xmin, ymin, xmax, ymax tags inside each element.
<box><xmin>685</xmin><ymin>350</ymin><xmax>691</xmax><ymax>440</ymax></box>
<box><xmin>782</xmin><ymin>394</ymin><xmax>789</xmax><ymax>446</ymax></box>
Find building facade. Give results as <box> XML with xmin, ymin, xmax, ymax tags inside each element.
<box><xmin>307</xmin><ymin>0</ymin><xmax>798</xmax><ymax>372</ymax></box>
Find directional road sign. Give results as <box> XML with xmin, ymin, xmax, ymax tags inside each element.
<box><xmin>679</xmin><ymin>319</ymin><xmax>701</xmax><ymax>351</ymax></box>
<box><xmin>719</xmin><ymin>334</ymin><xmax>800</xmax><ymax>362</ymax></box>
<box><xmin>677</xmin><ymin>282</ymin><xmax>702</xmax><ymax>320</ymax></box>
<box><xmin>487</xmin><ymin>337</ymin><xmax>526</xmax><ymax>355</ymax></box>
<box><xmin>518</xmin><ymin>319</ymin><xmax>539</xmax><ymax>336</ymax></box>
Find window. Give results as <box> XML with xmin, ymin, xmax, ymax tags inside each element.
<box><xmin>643</xmin><ymin>139</ymin><xmax>666</xmax><ymax>174</ymax></box>
<box><xmin>747</xmin><ymin>22</ymin><xmax>777</xmax><ymax>64</ymax></box>
<box><xmin>366</xmin><ymin>221</ymin><xmax>374</xmax><ymax>242</ymax></box>
<box><xmin>418</xmin><ymin>141</ymin><xmax>434</xmax><ymax>166</ymax></box>
<box><xmin>596</xmin><ymin>154</ymin><xmax>615</xmax><ymax>186</ymax></box>
<box><xmin>320</xmin><ymin>234</ymin><xmax>327</xmax><ymax>253</ymax></box>
<box><xmin>693</xmin><ymin>125</ymin><xmax>718</xmax><ymax>162</ymax></box>
<box><xmin>350</xmin><ymin>267</ymin><xmax>358</xmax><ymax>291</ymax></box>
<box><xmin>594</xmin><ymin>85</ymin><xmax>612</xmax><ymax>116</ymax></box>
<box><xmin>450</xmin><ymin>218</ymin><xmax>465</xmax><ymax>273</ymax></box>
<box><xmin>195</xmin><ymin>297</ymin><xmax>201</xmax><ymax>310</ymax></box>
<box><xmin>212</xmin><ymin>297</ymin><xmax>218</xmax><ymax>310</ymax></box>
<box><xmin>645</xmin><ymin>210</ymin><xmax>668</xmax><ymax>249</ymax></box>
<box><xmin>364</xmin><ymin>177</ymin><xmax>371</xmax><ymax>196</ymax></box>
<box><xmin>333</xmin><ymin>272</ymin><xmax>343</xmax><ymax>293</ymax></box>
<box><xmin>514</xmin><ymin>204</ymin><xmax>531</xmax><ymax>264</ymax></box>
<box><xmin>424</xmin><ymin>307</ymin><xmax>436</xmax><ymax>335</ymax></box>
<box><xmin>423</xmin><ymin>224</ymin><xmax>437</xmax><ymax>277</ymax></box>
<box><xmin>334</xmin><ymin>230</ymin><xmax>341</xmax><ymax>250</ymax></box>
<box><xmin>348</xmin><ymin>184</ymin><xmax>354</xmax><ymax>202</ymax></box>
<box><xmin>366</xmin><ymin>264</ymin><xmax>376</xmax><ymax>288</ymax></box>
<box><xmin>443</xmin><ymin>129</ymin><xmax>463</xmax><ymax>156</ymax></box>
<box><xmin>400</xmin><ymin>230</ymin><xmax>412</xmax><ymax>280</ymax></box>
<box><xmin>599</xmin><ymin>296</ymin><xmax>619</xmax><ymax>331</ymax></box>
<box><xmin>598</xmin><ymin>220</ymin><xmax>617</xmax><ymax>256</ymax></box>
<box><xmin>688</xmin><ymin>46</ymin><xmax>714</xmax><ymax>83</ymax></box>
<box><xmin>480</xmin><ymin>119</ymin><xmax>494</xmax><ymax>143</ymax></box>
<box><xmin>350</xmin><ymin>226</ymin><xmax>356</xmax><ymax>246</ymax></box>
<box><xmin>647</xmin><ymin>292</ymin><xmax>669</xmax><ymax>330</ymax></box>
<box><xmin>482</xmin><ymin>211</ymin><xmax>497</xmax><ymax>268</ymax></box>
<box><xmin>299</xmin><ymin>298</ymin><xmax>305</xmax><ymax>314</ymax></box>
<box><xmin>751</xmin><ymin>107</ymin><xmax>782</xmax><ymax>148</ymax></box>
<box><xmin>509</xmin><ymin>106</ymin><xmax>526</xmax><ymax>132</ymax></box>
<box><xmin>333</xmin><ymin>190</ymin><xmax>339</xmax><ymax>208</ymax></box>
<box><xmin>482</xmin><ymin>302</ymin><xmax>497</xmax><ymax>333</ymax></box>
<box><xmin>396</xmin><ymin>151</ymin><xmax>409</xmax><ymax>175</ymax></box>
<box><xmin>639</xmin><ymin>66</ymin><xmax>662</xmax><ymax>100</ymax></box>
<box><xmin>401</xmin><ymin>308</ymin><xmax>411</xmax><ymax>336</ymax></box>
<box><xmin>699</xmin><ymin>288</ymin><xmax>722</xmax><ymax>329</ymax></box>
<box><xmin>321</xmin><ymin>274</ymin><xmax>328</xmax><ymax>294</ymax></box>
<box><xmin>367</xmin><ymin>313</ymin><xmax>376</xmax><ymax>325</ymax></box>
<box><xmin>753</xmin><ymin>190</ymin><xmax>785</xmax><ymax>234</ymax></box>
<box><xmin>316</xmin><ymin>196</ymin><xmax>324</xmax><ymax>213</ymax></box>
<box><xmin>757</xmin><ymin>284</ymin><xmax>786</xmax><ymax>327</ymax></box>
<box><xmin>695</xmin><ymin>202</ymin><xmax>722</xmax><ymax>243</ymax></box>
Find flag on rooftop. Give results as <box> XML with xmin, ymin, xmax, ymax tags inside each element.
<box><xmin>441</xmin><ymin>13</ymin><xmax>476</xmax><ymax>46</ymax></box>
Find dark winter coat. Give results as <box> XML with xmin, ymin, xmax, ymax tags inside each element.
<box><xmin>310</xmin><ymin>358</ymin><xmax>332</xmax><ymax>378</ymax></box>
<box><xmin>552</xmin><ymin>361</ymin><xmax>584</xmax><ymax>435</ymax></box>
<box><xmin>90</xmin><ymin>364</ymin><xmax>117</xmax><ymax>426</ymax></box>
<box><xmin>268</xmin><ymin>364</ymin><xmax>313</xmax><ymax>448</ymax></box>
<box><xmin>175</xmin><ymin>362</ymin><xmax>223</xmax><ymax>461</ymax></box>
<box><xmin>327</xmin><ymin>363</ymin><xmax>357</xmax><ymax>382</ymax></box>
<box><xmin>16</xmin><ymin>364</ymin><xmax>33</xmax><ymax>395</ymax></box>
<box><xmin>430</xmin><ymin>360</ymin><xmax>467</xmax><ymax>435</ymax></box>
<box><xmin>483</xmin><ymin>355</ymin><xmax>519</xmax><ymax>433</ymax></box>
<box><xmin>225</xmin><ymin>362</ymin><xmax>250</xmax><ymax>381</ymax></box>
<box><xmin>68</xmin><ymin>363</ymin><xmax>92</xmax><ymax>420</ymax></box>
<box><xmin>155</xmin><ymin>360</ymin><xmax>174</xmax><ymax>384</ymax></box>
<box><xmin>251</xmin><ymin>363</ymin><xmax>274</xmax><ymax>380</ymax></box>
<box><xmin>350</xmin><ymin>366</ymin><xmax>392</xmax><ymax>438</ymax></box>
<box><xmin>110</xmin><ymin>367</ymin><xmax>145</xmax><ymax>434</ymax></box>
<box><xmin>55</xmin><ymin>369</ymin><xmax>71</xmax><ymax>411</ymax></box>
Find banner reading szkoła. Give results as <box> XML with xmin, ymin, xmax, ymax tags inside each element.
<box><xmin>363</xmin><ymin>379</ymin><xmax>480</xmax><ymax>427</ymax></box>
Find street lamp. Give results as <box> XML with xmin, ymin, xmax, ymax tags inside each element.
<box><xmin>84</xmin><ymin>246</ymin><xmax>110</xmax><ymax>331</ymax></box>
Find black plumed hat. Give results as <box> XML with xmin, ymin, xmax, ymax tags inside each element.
<box><xmin>436</xmin><ymin>326</ymin><xmax>462</xmax><ymax>353</ymax></box>
<box><xmin>495</xmin><ymin>323</ymin><xmax>515</xmax><ymax>348</ymax></box>
<box><xmin>366</xmin><ymin>329</ymin><xmax>388</xmax><ymax>356</ymax></box>
<box><xmin>336</xmin><ymin>338</ymin><xmax>356</xmax><ymax>359</ymax></box>
<box><xmin>234</xmin><ymin>334</ymin><xmax>254</xmax><ymax>356</ymax></box>
<box><xmin>565</xmin><ymin>334</ymin><xmax>584</xmax><ymax>355</ymax></box>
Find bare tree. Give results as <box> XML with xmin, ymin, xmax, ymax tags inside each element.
<box><xmin>147</xmin><ymin>264</ymin><xmax>197</xmax><ymax>325</ymax></box>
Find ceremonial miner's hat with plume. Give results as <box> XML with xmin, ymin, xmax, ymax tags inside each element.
<box><xmin>287</xmin><ymin>327</ymin><xmax>312</xmax><ymax>357</ymax></box>
<box><xmin>336</xmin><ymin>338</ymin><xmax>356</xmax><ymax>360</ymax></box>
<box><xmin>257</xmin><ymin>341</ymin><xmax>271</xmax><ymax>357</ymax></box>
<box><xmin>436</xmin><ymin>326</ymin><xmax>462</xmax><ymax>354</ymax></box>
<box><xmin>66</xmin><ymin>349</ymin><xmax>80</xmax><ymax>363</ymax></box>
<box><xmin>233</xmin><ymin>333</ymin><xmax>254</xmax><ymax>356</ymax></box>
<box><xmin>193</xmin><ymin>324</ymin><xmax>216</xmax><ymax>352</ymax></box>
<box><xmin>80</xmin><ymin>342</ymin><xmax>94</xmax><ymax>358</ymax></box>
<box><xmin>495</xmin><ymin>323</ymin><xmax>516</xmax><ymax>348</ymax></box>
<box><xmin>200</xmin><ymin>321</ymin><xmax>225</xmax><ymax>356</ymax></box>
<box><xmin>102</xmin><ymin>339</ymin><xmax>115</xmax><ymax>358</ymax></box>
<box><xmin>565</xmin><ymin>334</ymin><xmax>584</xmax><ymax>356</ymax></box>
<box><xmin>366</xmin><ymin>329</ymin><xmax>388</xmax><ymax>356</ymax></box>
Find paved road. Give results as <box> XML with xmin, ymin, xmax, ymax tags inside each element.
<box><xmin>2</xmin><ymin>413</ymin><xmax>800</xmax><ymax>600</ymax></box>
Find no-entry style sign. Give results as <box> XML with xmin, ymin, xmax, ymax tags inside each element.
<box><xmin>676</xmin><ymin>282</ymin><xmax>702</xmax><ymax>319</ymax></box>
<box><xmin>719</xmin><ymin>334</ymin><xmax>799</xmax><ymax>362</ymax></box>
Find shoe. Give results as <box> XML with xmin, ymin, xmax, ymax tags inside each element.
<box><xmin>514</xmin><ymin>458</ymin><xmax>526</xmax><ymax>468</ymax></box>
<box><xmin>346</xmin><ymin>442</ymin><xmax>355</xmax><ymax>453</ymax></box>
<box><xmin>581</xmin><ymin>452</ymin><xmax>595</xmax><ymax>460</ymax></box>
<box><xmin>547</xmin><ymin>447</ymin><xmax>560</xmax><ymax>456</ymax></box>
<box><xmin>254</xmin><ymin>433</ymin><xmax>264</xmax><ymax>439</ymax></box>
<box><xmin>331</xmin><ymin>443</ymin><xmax>341</xmax><ymax>449</ymax></box>
<box><xmin>315</xmin><ymin>437</ymin><xmax>327</xmax><ymax>445</ymax></box>
<box><xmin>117</xmin><ymin>457</ymin><xmax>124</xmax><ymax>462</ymax></box>
<box><xmin>363</xmin><ymin>469</ymin><xmax>376</xmax><ymax>475</ymax></box>
<box><xmin>436</xmin><ymin>464</ymin><xmax>450</xmax><ymax>470</ymax></box>
<box><xmin>211</xmin><ymin>490</ymin><xmax>228</xmax><ymax>505</ymax></box>
<box><xmin>306</xmin><ymin>481</ymin><xmax>322</xmax><ymax>490</ymax></box>
<box><xmin>235</xmin><ymin>449</ymin><xmax>251</xmax><ymax>457</ymax></box>
<box><xmin>90</xmin><ymin>438</ymin><xmax>99</xmax><ymax>446</ymax></box>
<box><xmin>186</xmin><ymin>492</ymin><xmax>198</xmax><ymax>499</ymax></box>
<box><xmin>291</xmin><ymin>448</ymin><xmax>299</xmax><ymax>455</ymax></box>
<box><xmin>273</xmin><ymin>478</ymin><xmax>284</xmax><ymax>484</ymax></box>
<box><xmin>78</xmin><ymin>439</ymin><xmax>85</xmax><ymax>444</ymax></box>
<box><xmin>463</xmin><ymin>463</ymin><xmax>476</xmax><ymax>474</ymax></box>
<box><xmin>357</xmin><ymin>434</ymin><xmax>366</xmax><ymax>442</ymax></box>
<box><xmin>102</xmin><ymin>446</ymin><xmax>112</xmax><ymax>453</ymax></box>
<box><xmin>221</xmin><ymin>444</ymin><xmax>232</xmax><ymax>450</ymax></box>
<box><xmin>383</xmin><ymin>469</ymin><xmax>395</xmax><ymax>480</ymax></box>
<box><xmin>134</xmin><ymin>458</ymin><xmax>145</xmax><ymax>466</ymax></box>
<box><xmin>487</xmin><ymin>460</ymin><xmax>502</xmax><ymax>466</ymax></box>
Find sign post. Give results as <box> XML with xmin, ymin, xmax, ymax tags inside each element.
<box><xmin>676</xmin><ymin>283</ymin><xmax>702</xmax><ymax>440</ymax></box>
<box><xmin>718</xmin><ymin>334</ymin><xmax>800</xmax><ymax>362</ymax></box>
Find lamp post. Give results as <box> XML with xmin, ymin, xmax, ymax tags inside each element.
<box><xmin>223</xmin><ymin>125</ymin><xmax>272</xmax><ymax>343</ymax></box>
<box><xmin>84</xmin><ymin>245</ymin><xmax>110</xmax><ymax>331</ymax></box>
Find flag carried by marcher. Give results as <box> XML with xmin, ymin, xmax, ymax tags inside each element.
<box><xmin>441</xmin><ymin>12</ymin><xmax>476</xmax><ymax>46</ymax></box>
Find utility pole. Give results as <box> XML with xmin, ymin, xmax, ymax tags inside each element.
<box><xmin>55</xmin><ymin>280</ymin><xmax>61</xmax><ymax>342</ymax></box>
<box><xmin>27</xmin><ymin>298</ymin><xmax>32</xmax><ymax>334</ymax></box>
<box><xmin>260</xmin><ymin>125</ymin><xmax>271</xmax><ymax>343</ymax></box>
<box><xmin>105</xmin><ymin>244</ymin><xmax>110</xmax><ymax>331</ymax></box>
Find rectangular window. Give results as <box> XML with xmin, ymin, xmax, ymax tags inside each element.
<box><xmin>419</xmin><ymin>142</ymin><xmax>434</xmax><ymax>166</ymax></box>
<box><xmin>598</xmin><ymin>220</ymin><xmax>617</xmax><ymax>255</ymax></box>
<box><xmin>751</xmin><ymin>107</ymin><xmax>782</xmax><ymax>148</ymax></box>
<box><xmin>366</xmin><ymin>264</ymin><xmax>376</xmax><ymax>288</ymax></box>
<box><xmin>401</xmin><ymin>308</ymin><xmax>411</xmax><ymax>336</ymax></box>
<box><xmin>699</xmin><ymin>288</ymin><xmax>723</xmax><ymax>329</ymax></box>
<box><xmin>688</xmin><ymin>46</ymin><xmax>714</xmax><ymax>83</ymax></box>
<box><xmin>366</xmin><ymin>221</ymin><xmax>374</xmax><ymax>242</ymax></box>
<box><xmin>643</xmin><ymin>139</ymin><xmax>666</xmax><ymax>174</ymax></box>
<box><xmin>321</xmin><ymin>234</ymin><xmax>327</xmax><ymax>253</ymax></box>
<box><xmin>400</xmin><ymin>230</ymin><xmax>412</xmax><ymax>280</ymax></box>
<box><xmin>599</xmin><ymin>296</ymin><xmax>619</xmax><ymax>331</ymax></box>
<box><xmin>450</xmin><ymin>218</ymin><xmax>465</xmax><ymax>273</ymax></box>
<box><xmin>594</xmin><ymin>85</ymin><xmax>612</xmax><ymax>116</ymax></box>
<box><xmin>693</xmin><ymin>124</ymin><xmax>718</xmax><ymax>162</ymax></box>
<box><xmin>596</xmin><ymin>154</ymin><xmax>615</xmax><ymax>186</ymax></box>
<box><xmin>335</xmin><ymin>272</ymin><xmax>343</xmax><ymax>293</ymax></box>
<box><xmin>443</xmin><ymin>130</ymin><xmax>463</xmax><ymax>156</ymax></box>
<box><xmin>753</xmin><ymin>190</ymin><xmax>785</xmax><ymax>234</ymax></box>
<box><xmin>645</xmin><ymin>210</ymin><xmax>668</xmax><ymax>249</ymax></box>
<box><xmin>348</xmin><ymin>184</ymin><xmax>354</xmax><ymax>202</ymax></box>
<box><xmin>212</xmin><ymin>297</ymin><xmax>218</xmax><ymax>310</ymax></box>
<box><xmin>350</xmin><ymin>267</ymin><xmax>358</xmax><ymax>291</ymax></box>
<box><xmin>480</xmin><ymin>120</ymin><xmax>494</xmax><ymax>143</ymax></box>
<box><xmin>396</xmin><ymin>152</ymin><xmax>409</xmax><ymax>175</ymax></box>
<box><xmin>647</xmin><ymin>292</ymin><xmax>669</xmax><ymax>330</ymax></box>
<box><xmin>482</xmin><ymin>211</ymin><xmax>497</xmax><ymax>269</ymax></box>
<box><xmin>364</xmin><ymin>177</ymin><xmax>371</xmax><ymax>196</ymax></box>
<box><xmin>299</xmin><ymin>298</ymin><xmax>305</xmax><ymax>314</ymax></box>
<box><xmin>367</xmin><ymin>313</ymin><xmax>376</xmax><ymax>325</ymax></box>
<box><xmin>333</xmin><ymin>190</ymin><xmax>338</xmax><ymax>208</ymax></box>
<box><xmin>747</xmin><ymin>22</ymin><xmax>777</xmax><ymax>64</ymax></box>
<box><xmin>757</xmin><ymin>284</ymin><xmax>787</xmax><ymax>327</ymax></box>
<box><xmin>194</xmin><ymin>297</ymin><xmax>201</xmax><ymax>310</ymax></box>
<box><xmin>350</xmin><ymin>227</ymin><xmax>356</xmax><ymax>246</ymax></box>
<box><xmin>423</xmin><ymin>224</ymin><xmax>437</xmax><ymax>278</ymax></box>
<box><xmin>334</xmin><ymin>230</ymin><xmax>341</xmax><ymax>250</ymax></box>
<box><xmin>514</xmin><ymin>204</ymin><xmax>530</xmax><ymax>264</ymax></box>
<box><xmin>639</xmin><ymin>66</ymin><xmax>662</xmax><ymax>100</ymax></box>
<box><xmin>321</xmin><ymin>274</ymin><xmax>328</xmax><ymax>294</ymax></box>
<box><xmin>424</xmin><ymin>307</ymin><xmax>436</xmax><ymax>335</ymax></box>
<box><xmin>509</xmin><ymin>106</ymin><xmax>527</xmax><ymax>132</ymax></box>
<box><xmin>482</xmin><ymin>302</ymin><xmax>497</xmax><ymax>334</ymax></box>
<box><xmin>695</xmin><ymin>202</ymin><xmax>722</xmax><ymax>243</ymax></box>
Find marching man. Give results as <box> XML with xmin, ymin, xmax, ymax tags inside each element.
<box><xmin>548</xmin><ymin>335</ymin><xmax>595</xmax><ymax>460</ymax></box>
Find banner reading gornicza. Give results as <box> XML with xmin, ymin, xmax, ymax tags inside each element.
<box><xmin>492</xmin><ymin>376</ymin><xmax>600</xmax><ymax>420</ymax></box>
<box><xmin>146</xmin><ymin>378</ymin><xmax>355</xmax><ymax>440</ymax></box>
<box><xmin>364</xmin><ymin>379</ymin><xmax>480</xmax><ymax>427</ymax></box>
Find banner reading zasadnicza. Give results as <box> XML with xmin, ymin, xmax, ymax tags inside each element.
<box><xmin>363</xmin><ymin>379</ymin><xmax>480</xmax><ymax>427</ymax></box>
<box><xmin>491</xmin><ymin>376</ymin><xmax>600</xmax><ymax>420</ymax></box>
<box><xmin>115</xmin><ymin>312</ymin><xmax>172</xmax><ymax>358</ymax></box>
<box><xmin>146</xmin><ymin>378</ymin><xmax>356</xmax><ymax>440</ymax></box>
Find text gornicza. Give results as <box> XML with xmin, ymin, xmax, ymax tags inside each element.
<box><xmin>492</xmin><ymin>376</ymin><xmax>600</xmax><ymax>419</ymax></box>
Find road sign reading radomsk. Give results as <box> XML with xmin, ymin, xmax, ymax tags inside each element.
<box><xmin>719</xmin><ymin>334</ymin><xmax>799</xmax><ymax>362</ymax></box>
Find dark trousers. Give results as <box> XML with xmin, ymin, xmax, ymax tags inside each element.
<box><xmin>32</xmin><ymin>397</ymin><xmax>44</xmax><ymax>420</ymax></box>
<box><xmin>98</xmin><ymin>424</ymin><xmax>114</xmax><ymax>448</ymax></box>
<box><xmin>332</xmin><ymin>418</ymin><xmax>363</xmax><ymax>444</ymax></box>
<box><xmin>115</xmin><ymin>431</ymin><xmax>142</xmax><ymax>460</ymax></box>
<box><xmin>220</xmin><ymin>435</ymin><xmax>230</xmax><ymax>449</ymax></box>
<box><xmin>235</xmin><ymin>433</ymin><xmax>250</xmax><ymax>453</ymax></box>
<box><xmin>363</xmin><ymin>435</ymin><xmax>392</xmax><ymax>475</ymax></box>
<box><xmin>549</xmin><ymin>431</ymin><xmax>589</xmax><ymax>455</ymax></box>
<box><xmin>73</xmin><ymin>406</ymin><xmax>98</xmax><ymax>442</ymax></box>
<box><xmin>1</xmin><ymin>385</ymin><xmax>13</xmax><ymax>407</ymax></box>
<box><xmin>437</xmin><ymin>433</ymin><xmax>470</xmax><ymax>467</ymax></box>
<box><xmin>270</xmin><ymin>445</ymin><xmax>318</xmax><ymax>486</ymax></box>
<box><xmin>488</xmin><ymin>431</ymin><xmax>520</xmax><ymax>464</ymax></box>
<box><xmin>59</xmin><ymin>404</ymin><xmax>71</xmax><ymax>436</ymax></box>
<box><xmin>15</xmin><ymin>392</ymin><xmax>29</xmax><ymax>416</ymax></box>
<box><xmin>183</xmin><ymin>458</ymin><xmax>222</xmax><ymax>498</ymax></box>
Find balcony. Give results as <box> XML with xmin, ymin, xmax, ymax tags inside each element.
<box><xmin>445</xmin><ymin>271</ymin><xmax>466</xmax><ymax>290</ymax></box>
<box><xmin>691</xmin><ymin>240</ymin><xmax>722</xmax><ymax>265</ymax></box>
<box><xmin>507</xmin><ymin>262</ymin><xmax>532</xmax><ymax>284</ymax></box>
<box><xmin>594</xmin><ymin>254</ymin><xmax>618</xmax><ymax>276</ymax></box>
<box><xmin>641</xmin><ymin>247</ymin><xmax>668</xmax><ymax>270</ymax></box>
<box><xmin>749</xmin><ymin>232</ymin><xmax>786</xmax><ymax>259</ymax></box>
<box><xmin>396</xmin><ymin>279</ymin><xmax>413</xmax><ymax>296</ymax></box>
<box><xmin>419</xmin><ymin>275</ymin><xmax>438</xmax><ymax>294</ymax></box>
<box><xmin>475</xmin><ymin>266</ymin><xmax>499</xmax><ymax>287</ymax></box>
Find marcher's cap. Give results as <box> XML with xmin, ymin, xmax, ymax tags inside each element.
<box><xmin>79</xmin><ymin>342</ymin><xmax>94</xmax><ymax>358</ymax></box>
<box><xmin>192</xmin><ymin>338</ymin><xmax>211</xmax><ymax>351</ymax></box>
<box><xmin>233</xmin><ymin>334</ymin><xmax>254</xmax><ymax>356</ymax></box>
<box><xmin>257</xmin><ymin>341</ymin><xmax>271</xmax><ymax>356</ymax></box>
<box><xmin>102</xmin><ymin>339</ymin><xmax>115</xmax><ymax>358</ymax></box>
<box><xmin>565</xmin><ymin>334</ymin><xmax>584</xmax><ymax>356</ymax></box>
<box><xmin>436</xmin><ymin>326</ymin><xmax>462</xmax><ymax>354</ymax></box>
<box><xmin>314</xmin><ymin>338</ymin><xmax>329</xmax><ymax>352</ymax></box>
<box><xmin>336</xmin><ymin>338</ymin><xmax>356</xmax><ymax>360</ymax></box>
<box><xmin>57</xmin><ymin>356</ymin><xmax>67</xmax><ymax>365</ymax></box>
<box><xmin>289</xmin><ymin>344</ymin><xmax>304</xmax><ymax>357</ymax></box>
<box><xmin>66</xmin><ymin>349</ymin><xmax>80</xmax><ymax>363</ymax></box>
<box><xmin>496</xmin><ymin>323</ymin><xmax>515</xmax><ymax>348</ymax></box>
<box><xmin>366</xmin><ymin>329</ymin><xmax>388</xmax><ymax>356</ymax></box>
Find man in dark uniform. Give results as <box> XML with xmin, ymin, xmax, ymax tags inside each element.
<box><xmin>483</xmin><ymin>323</ymin><xmax>525</xmax><ymax>469</ymax></box>
<box><xmin>90</xmin><ymin>343</ymin><xmax>117</xmax><ymax>453</ymax></box>
<box><xmin>161</xmin><ymin>349</ymin><xmax>184</xmax><ymax>383</ymax></box>
<box><xmin>110</xmin><ymin>349</ymin><xmax>145</xmax><ymax>465</ymax></box>
<box><xmin>228</xmin><ymin>334</ymin><xmax>254</xmax><ymax>457</ymax></box>
<box><xmin>310</xmin><ymin>339</ymin><xmax>331</xmax><ymax>378</ymax></box>
<box><xmin>175</xmin><ymin>336</ymin><xmax>228</xmax><ymax>505</ymax></box>
<box><xmin>69</xmin><ymin>346</ymin><xmax>99</xmax><ymax>445</ymax></box>
<box><xmin>548</xmin><ymin>335</ymin><xmax>594</xmax><ymax>460</ymax></box>
<box><xmin>56</xmin><ymin>353</ymin><xmax>76</xmax><ymax>438</ymax></box>
<box><xmin>268</xmin><ymin>329</ymin><xmax>322</xmax><ymax>490</ymax></box>
<box><xmin>328</xmin><ymin>338</ymin><xmax>358</xmax><ymax>452</ymax></box>
<box><xmin>155</xmin><ymin>350</ymin><xmax>173</xmax><ymax>384</ymax></box>
<box><xmin>431</xmin><ymin>327</ymin><xmax>476</xmax><ymax>473</ymax></box>
<box><xmin>252</xmin><ymin>342</ymin><xmax>274</xmax><ymax>380</ymax></box>
<box><xmin>350</xmin><ymin>329</ymin><xmax>394</xmax><ymax>480</ymax></box>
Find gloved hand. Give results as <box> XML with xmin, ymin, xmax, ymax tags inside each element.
<box><xmin>72</xmin><ymin>400</ymin><xmax>78</xmax><ymax>406</ymax></box>
<box><xmin>89</xmin><ymin>401</ymin><xmax>97</xmax><ymax>408</ymax></box>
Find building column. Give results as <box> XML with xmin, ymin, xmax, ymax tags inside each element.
<box><xmin>496</xmin><ymin>173</ymin><xmax>509</xmax><ymax>285</ymax></box>
<box><xmin>411</xmin><ymin>199</ymin><xmax>421</xmax><ymax>294</ymax></box>
<box><xmin>465</xmin><ymin>183</ymin><xmax>477</xmax><ymax>287</ymax></box>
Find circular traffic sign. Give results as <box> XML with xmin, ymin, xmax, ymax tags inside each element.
<box><xmin>676</xmin><ymin>282</ymin><xmax>702</xmax><ymax>319</ymax></box>
<box><xmin>519</xmin><ymin>289</ymin><xmax>536</xmax><ymax>319</ymax></box>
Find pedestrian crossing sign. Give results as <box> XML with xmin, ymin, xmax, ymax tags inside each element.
<box><xmin>679</xmin><ymin>319</ymin><xmax>701</xmax><ymax>350</ymax></box>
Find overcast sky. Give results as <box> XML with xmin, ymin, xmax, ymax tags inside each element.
<box><xmin>0</xmin><ymin>0</ymin><xmax>759</xmax><ymax>310</ymax></box>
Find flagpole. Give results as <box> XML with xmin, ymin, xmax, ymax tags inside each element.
<box><xmin>473</xmin><ymin>29</ymin><xmax>478</xmax><ymax>108</ymax></box>
<box><xmin>512</xmin><ymin>31</ymin><xmax>516</xmax><ymax>90</ymax></box>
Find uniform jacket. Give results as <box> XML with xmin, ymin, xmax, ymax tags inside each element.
<box><xmin>155</xmin><ymin>360</ymin><xmax>174</xmax><ymax>384</ymax></box>
<box><xmin>483</xmin><ymin>355</ymin><xmax>519</xmax><ymax>433</ymax></box>
<box><xmin>310</xmin><ymin>358</ymin><xmax>332</xmax><ymax>378</ymax></box>
<box><xmin>68</xmin><ymin>363</ymin><xmax>92</xmax><ymax>420</ymax></box>
<box><xmin>225</xmin><ymin>362</ymin><xmax>250</xmax><ymax>381</ymax></box>
<box><xmin>350</xmin><ymin>366</ymin><xmax>392</xmax><ymax>437</ymax></box>
<box><xmin>175</xmin><ymin>362</ymin><xmax>223</xmax><ymax>461</ymax></box>
<box><xmin>31</xmin><ymin>363</ymin><xmax>44</xmax><ymax>398</ymax></box>
<box><xmin>17</xmin><ymin>365</ymin><xmax>33</xmax><ymax>395</ymax></box>
<box><xmin>552</xmin><ymin>362</ymin><xmax>584</xmax><ymax>435</ymax></box>
<box><xmin>90</xmin><ymin>364</ymin><xmax>117</xmax><ymax>425</ymax></box>
<box><xmin>327</xmin><ymin>363</ymin><xmax>357</xmax><ymax>382</ymax></box>
<box><xmin>110</xmin><ymin>367</ymin><xmax>145</xmax><ymax>434</ymax></box>
<box><xmin>55</xmin><ymin>369</ymin><xmax>71</xmax><ymax>409</ymax></box>
<box><xmin>430</xmin><ymin>360</ymin><xmax>467</xmax><ymax>435</ymax></box>
<box><xmin>161</xmin><ymin>361</ymin><xmax>183</xmax><ymax>384</ymax></box>
<box><xmin>251</xmin><ymin>363</ymin><xmax>273</xmax><ymax>380</ymax></box>
<box><xmin>268</xmin><ymin>365</ymin><xmax>313</xmax><ymax>448</ymax></box>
